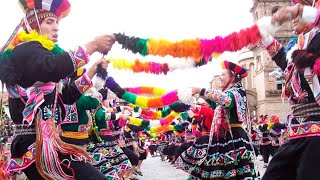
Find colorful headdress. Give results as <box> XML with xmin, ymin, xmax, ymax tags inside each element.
<box><xmin>221</xmin><ymin>60</ymin><xmax>248</xmax><ymax>78</ymax></box>
<box><xmin>18</xmin><ymin>0</ymin><xmax>71</xmax><ymax>20</ymax></box>
<box><xmin>258</xmin><ymin>114</ymin><xmax>268</xmax><ymax>121</ymax></box>
<box><xmin>270</xmin><ymin>114</ymin><xmax>280</xmax><ymax>123</ymax></box>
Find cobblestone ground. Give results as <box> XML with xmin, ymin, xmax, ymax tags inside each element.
<box><xmin>137</xmin><ymin>155</ymin><xmax>267</xmax><ymax>180</ymax></box>
<box><xmin>14</xmin><ymin>155</ymin><xmax>267</xmax><ymax>180</ymax></box>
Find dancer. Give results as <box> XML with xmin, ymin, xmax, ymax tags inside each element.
<box><xmin>176</xmin><ymin>61</ymin><xmax>256</xmax><ymax>179</ymax></box>
<box><xmin>256</xmin><ymin>0</ymin><xmax>320</xmax><ymax>179</ymax></box>
<box><xmin>0</xmin><ymin>0</ymin><xmax>115</xmax><ymax>179</ymax></box>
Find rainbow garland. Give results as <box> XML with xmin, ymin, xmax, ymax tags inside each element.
<box><xmin>114</xmin><ymin>24</ymin><xmax>262</xmax><ymax>60</ymax></box>
<box><xmin>127</xmin><ymin>113</ymin><xmax>189</xmax><ymax>135</ymax></box>
<box><xmin>105</xmin><ymin>77</ymin><xmax>194</xmax><ymax>108</ymax></box>
<box><xmin>108</xmin><ymin>56</ymin><xmax>216</xmax><ymax>75</ymax></box>
<box><xmin>140</xmin><ymin>102</ymin><xmax>190</xmax><ymax>119</ymax></box>
<box><xmin>128</xmin><ymin>117</ymin><xmax>189</xmax><ymax>138</ymax></box>
<box><xmin>124</xmin><ymin>86</ymin><xmax>167</xmax><ymax>97</ymax></box>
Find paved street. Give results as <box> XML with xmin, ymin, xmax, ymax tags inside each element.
<box><xmin>138</xmin><ymin>155</ymin><xmax>267</xmax><ymax>180</ymax></box>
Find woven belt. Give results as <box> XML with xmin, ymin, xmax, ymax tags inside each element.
<box><xmin>230</xmin><ymin>123</ymin><xmax>242</xmax><ymax>128</ymax></box>
<box><xmin>61</xmin><ymin>131</ymin><xmax>89</xmax><ymax>139</ymax></box>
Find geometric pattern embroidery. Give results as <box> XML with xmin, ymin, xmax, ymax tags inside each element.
<box><xmin>7</xmin><ymin>147</ymin><xmax>36</xmax><ymax>172</ymax></box>
<box><xmin>74</xmin><ymin>74</ymin><xmax>92</xmax><ymax>93</ymax></box>
<box><xmin>87</xmin><ymin>142</ymin><xmax>132</xmax><ymax>175</ymax></box>
<box><xmin>62</xmin><ymin>104</ymin><xmax>79</xmax><ymax>124</ymax></box>
<box><xmin>265</xmin><ymin>38</ymin><xmax>282</xmax><ymax>57</ymax></box>
<box><xmin>175</xmin><ymin>138</ymin><xmax>255</xmax><ymax>179</ymax></box>
<box><xmin>289</xmin><ymin>123</ymin><xmax>320</xmax><ymax>139</ymax></box>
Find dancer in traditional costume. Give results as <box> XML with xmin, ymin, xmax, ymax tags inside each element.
<box><xmin>176</xmin><ymin>61</ymin><xmax>256</xmax><ymax>179</ymax></box>
<box><xmin>268</xmin><ymin>114</ymin><xmax>287</xmax><ymax>153</ymax></box>
<box><xmin>0</xmin><ymin>0</ymin><xmax>115</xmax><ymax>179</ymax></box>
<box><xmin>257</xmin><ymin>115</ymin><xmax>274</xmax><ymax>168</ymax></box>
<box><xmin>256</xmin><ymin>0</ymin><xmax>320</xmax><ymax>178</ymax></box>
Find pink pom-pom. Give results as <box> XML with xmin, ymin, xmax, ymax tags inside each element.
<box><xmin>192</xmin><ymin>130</ymin><xmax>202</xmax><ymax>137</ymax></box>
<box><xmin>160</xmin><ymin>118</ymin><xmax>168</xmax><ymax>125</ymax></box>
<box><xmin>119</xmin><ymin>119</ymin><xmax>126</xmax><ymax>127</ymax></box>
<box><xmin>313</xmin><ymin>58</ymin><xmax>320</xmax><ymax>75</ymax></box>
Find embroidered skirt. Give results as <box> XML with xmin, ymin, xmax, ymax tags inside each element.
<box><xmin>175</xmin><ymin>127</ymin><xmax>256</xmax><ymax>180</ymax></box>
<box><xmin>157</xmin><ymin>143</ymin><xmax>167</xmax><ymax>155</ymax></box>
<box><xmin>86</xmin><ymin>136</ymin><xmax>132</xmax><ymax>179</ymax></box>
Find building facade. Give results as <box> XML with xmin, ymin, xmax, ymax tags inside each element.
<box><xmin>210</xmin><ymin>0</ymin><xmax>294</xmax><ymax>122</ymax></box>
<box><xmin>247</xmin><ymin>0</ymin><xmax>293</xmax><ymax>122</ymax></box>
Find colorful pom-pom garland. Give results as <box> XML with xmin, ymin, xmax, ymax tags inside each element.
<box><xmin>124</xmin><ymin>86</ymin><xmax>167</xmax><ymax>97</ymax></box>
<box><xmin>105</xmin><ymin>77</ymin><xmax>194</xmax><ymax>108</ymax></box>
<box><xmin>114</xmin><ymin>24</ymin><xmax>262</xmax><ymax>61</ymax></box>
<box><xmin>108</xmin><ymin>56</ymin><xmax>216</xmax><ymax>75</ymax></box>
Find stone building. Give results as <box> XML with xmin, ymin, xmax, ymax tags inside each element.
<box><xmin>247</xmin><ymin>0</ymin><xmax>293</xmax><ymax>122</ymax></box>
<box><xmin>210</xmin><ymin>0</ymin><xmax>294</xmax><ymax>122</ymax></box>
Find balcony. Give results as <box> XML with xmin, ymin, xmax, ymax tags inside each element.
<box><xmin>265</xmin><ymin>90</ymin><xmax>282</xmax><ymax>98</ymax></box>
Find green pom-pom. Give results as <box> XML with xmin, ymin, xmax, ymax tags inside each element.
<box><xmin>136</xmin><ymin>39</ymin><xmax>148</xmax><ymax>56</ymax></box>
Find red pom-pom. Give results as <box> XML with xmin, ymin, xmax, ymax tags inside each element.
<box><xmin>313</xmin><ymin>58</ymin><xmax>320</xmax><ymax>75</ymax></box>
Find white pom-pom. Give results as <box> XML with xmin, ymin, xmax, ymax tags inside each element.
<box><xmin>186</xmin><ymin>110</ymin><xmax>195</xmax><ymax>118</ymax></box>
<box><xmin>150</xmin><ymin>120</ymin><xmax>161</xmax><ymax>127</ymax></box>
<box><xmin>177</xmin><ymin>88</ymin><xmax>195</xmax><ymax>105</ymax></box>
<box><xmin>93</xmin><ymin>76</ymin><xmax>105</xmax><ymax>91</ymax></box>
<box><xmin>256</xmin><ymin>16</ymin><xmax>280</xmax><ymax>39</ymax></box>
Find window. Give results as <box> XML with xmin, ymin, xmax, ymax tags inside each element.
<box><xmin>277</xmin><ymin>83</ymin><xmax>282</xmax><ymax>90</ymax></box>
<box><xmin>272</xmin><ymin>6</ymin><xmax>280</xmax><ymax>14</ymax></box>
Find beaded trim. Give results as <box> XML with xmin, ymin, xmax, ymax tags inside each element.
<box><xmin>67</xmin><ymin>50</ymin><xmax>77</xmax><ymax>71</ymax></box>
<box><xmin>28</xmin><ymin>14</ymin><xmax>57</xmax><ymax>24</ymax></box>
<box><xmin>291</xmin><ymin>103</ymin><xmax>320</xmax><ymax>118</ymax></box>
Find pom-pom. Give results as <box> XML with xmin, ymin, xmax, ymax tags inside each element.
<box><xmin>177</xmin><ymin>88</ymin><xmax>194</xmax><ymax>105</ymax></box>
<box><xmin>313</xmin><ymin>58</ymin><xmax>320</xmax><ymax>75</ymax></box>
<box><xmin>291</xmin><ymin>50</ymin><xmax>317</xmax><ymax>69</ymax></box>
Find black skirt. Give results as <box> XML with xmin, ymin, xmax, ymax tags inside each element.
<box><xmin>175</xmin><ymin>142</ymin><xmax>194</xmax><ymax>159</ymax></box>
<box><xmin>121</xmin><ymin>147</ymin><xmax>139</xmax><ymax>166</ymax></box>
<box><xmin>139</xmin><ymin>150</ymin><xmax>147</xmax><ymax>160</ymax></box>
<box><xmin>86</xmin><ymin>135</ymin><xmax>132</xmax><ymax>176</ymax></box>
<box><xmin>176</xmin><ymin>127</ymin><xmax>256</xmax><ymax>179</ymax></box>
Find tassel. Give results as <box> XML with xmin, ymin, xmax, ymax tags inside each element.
<box><xmin>35</xmin><ymin>118</ymin><xmax>93</xmax><ymax>180</ymax></box>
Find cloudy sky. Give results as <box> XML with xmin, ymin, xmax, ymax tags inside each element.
<box><xmin>0</xmin><ymin>0</ymin><xmax>254</xmax><ymax>90</ymax></box>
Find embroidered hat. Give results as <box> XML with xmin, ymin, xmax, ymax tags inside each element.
<box><xmin>221</xmin><ymin>60</ymin><xmax>248</xmax><ymax>78</ymax></box>
<box><xmin>18</xmin><ymin>0</ymin><xmax>71</xmax><ymax>32</ymax></box>
<box><xmin>18</xmin><ymin>0</ymin><xmax>71</xmax><ymax>20</ymax></box>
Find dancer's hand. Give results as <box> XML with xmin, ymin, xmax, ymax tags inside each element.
<box><xmin>191</xmin><ymin>87</ymin><xmax>202</xmax><ymax>95</ymax></box>
<box><xmin>119</xmin><ymin>114</ymin><xmax>130</xmax><ymax>121</ymax></box>
<box><xmin>271</xmin><ymin>4</ymin><xmax>303</xmax><ymax>25</ymax></box>
<box><xmin>86</xmin><ymin>59</ymin><xmax>108</xmax><ymax>79</ymax></box>
<box><xmin>85</xmin><ymin>34</ymin><xmax>116</xmax><ymax>55</ymax></box>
